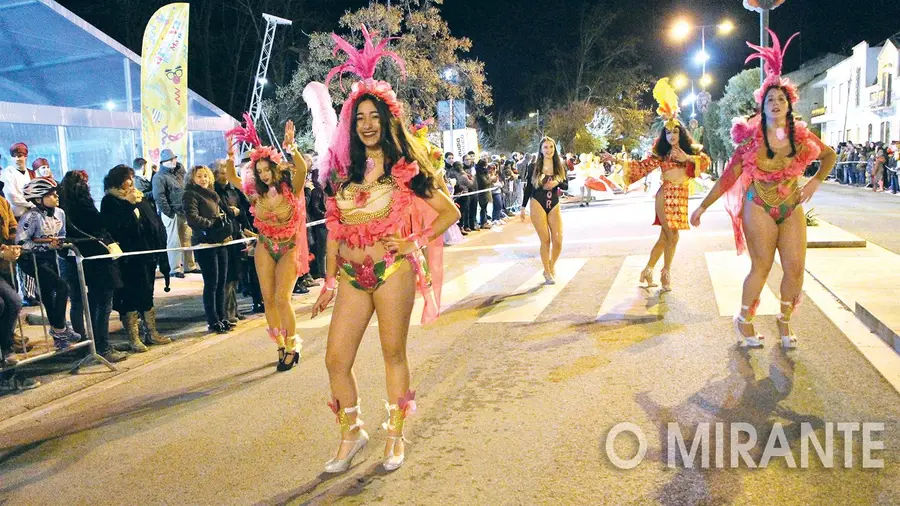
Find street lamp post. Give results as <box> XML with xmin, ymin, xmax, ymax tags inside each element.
<box><xmin>443</xmin><ymin>68</ymin><xmax>459</xmax><ymax>157</ymax></box>
<box><xmin>743</xmin><ymin>0</ymin><xmax>788</xmax><ymax>86</ymax></box>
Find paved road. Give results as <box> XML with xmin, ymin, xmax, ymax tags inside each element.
<box><xmin>1</xmin><ymin>193</ymin><xmax>898</xmax><ymax>505</ymax></box>
<box><xmin>812</xmin><ymin>182</ymin><xmax>900</xmax><ymax>254</ymax></box>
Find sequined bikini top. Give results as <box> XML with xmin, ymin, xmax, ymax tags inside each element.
<box><xmin>336</xmin><ymin>178</ymin><xmax>397</xmax><ymax>225</ymax></box>
<box><xmin>325</xmin><ymin>158</ymin><xmax>420</xmax><ymax>249</ymax></box>
<box><xmin>252</xmin><ymin>183</ymin><xmax>303</xmax><ymax>241</ymax></box>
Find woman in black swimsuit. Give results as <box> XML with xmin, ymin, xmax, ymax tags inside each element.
<box><xmin>519</xmin><ymin>137</ymin><xmax>568</xmax><ymax>284</ymax></box>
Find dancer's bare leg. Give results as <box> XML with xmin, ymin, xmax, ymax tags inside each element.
<box><xmin>776</xmin><ymin>205</ymin><xmax>806</xmax><ymax>340</ymax></box>
<box><xmin>325</xmin><ymin>280</ymin><xmax>375</xmax><ymax>460</ymax></box>
<box><xmin>372</xmin><ymin>261</ymin><xmax>416</xmax><ymax>459</ymax></box>
<box><xmin>547</xmin><ymin>205</ymin><xmax>564</xmax><ymax>276</ymax></box>
<box><xmin>738</xmin><ymin>201</ymin><xmax>779</xmax><ymax>337</ymax></box>
<box><xmin>529</xmin><ymin>199</ymin><xmax>552</xmax><ymax>276</ymax></box>
<box><xmin>273</xmin><ymin>249</ymin><xmax>299</xmax><ymax>352</ymax></box>
<box><xmin>254</xmin><ymin>244</ymin><xmax>282</xmax><ymax>348</ymax></box>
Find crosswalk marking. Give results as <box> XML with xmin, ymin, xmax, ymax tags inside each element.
<box><xmin>411</xmin><ymin>262</ymin><xmax>515</xmax><ymax>326</ymax></box>
<box><xmin>478</xmin><ymin>258</ymin><xmax>586</xmax><ymax>323</ymax></box>
<box><xmin>705</xmin><ymin>251</ymin><xmax>779</xmax><ymax>316</ymax></box>
<box><xmin>298</xmin><ymin>251</ymin><xmax>780</xmax><ymax>329</ymax></box>
<box><xmin>596</xmin><ymin>255</ymin><xmax>663</xmax><ymax>323</ymax></box>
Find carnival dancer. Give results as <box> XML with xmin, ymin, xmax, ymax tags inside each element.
<box><xmin>223</xmin><ymin>118</ymin><xmax>309</xmax><ymax>371</ymax></box>
<box><xmin>519</xmin><ymin>137</ymin><xmax>569</xmax><ymax>284</ymax></box>
<box><xmin>305</xmin><ymin>25</ymin><xmax>459</xmax><ymax>473</ymax></box>
<box><xmin>613</xmin><ymin>78</ymin><xmax>710</xmax><ymax>291</ymax></box>
<box><xmin>690</xmin><ymin>30</ymin><xmax>836</xmax><ymax>349</ymax></box>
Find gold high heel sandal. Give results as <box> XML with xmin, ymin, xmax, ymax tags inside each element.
<box><xmin>324</xmin><ymin>400</ymin><xmax>368</xmax><ymax>473</ymax></box>
<box><xmin>778</xmin><ymin>300</ymin><xmax>798</xmax><ymax>350</ymax></box>
<box><xmin>382</xmin><ymin>391</ymin><xmax>416</xmax><ymax>472</ymax></box>
<box><xmin>660</xmin><ymin>268</ymin><xmax>672</xmax><ymax>292</ymax></box>
<box><xmin>734</xmin><ymin>304</ymin><xmax>765</xmax><ymax>348</ymax></box>
<box><xmin>639</xmin><ymin>267</ymin><xmax>658</xmax><ymax>288</ymax></box>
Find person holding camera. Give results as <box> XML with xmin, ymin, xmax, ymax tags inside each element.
<box><xmin>183</xmin><ymin>165</ymin><xmax>234</xmax><ymax>334</ymax></box>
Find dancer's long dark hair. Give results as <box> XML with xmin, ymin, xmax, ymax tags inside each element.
<box><xmin>346</xmin><ymin>94</ymin><xmax>435</xmax><ymax>199</ymax></box>
<box><xmin>653</xmin><ymin>124</ymin><xmax>698</xmax><ymax>158</ymax></box>
<box><xmin>530</xmin><ymin>137</ymin><xmax>566</xmax><ymax>187</ymax></box>
<box><xmin>760</xmin><ymin>85</ymin><xmax>797</xmax><ymax>159</ymax></box>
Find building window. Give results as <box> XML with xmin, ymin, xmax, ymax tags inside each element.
<box><xmin>887</xmin><ymin>73</ymin><xmax>893</xmax><ymax>107</ymax></box>
<box><xmin>868</xmin><ymin>124</ymin><xmax>873</xmax><ymax>142</ymax></box>
<box><xmin>839</xmin><ymin>83</ymin><xmax>843</xmax><ymax>104</ymax></box>
<box><xmin>855</xmin><ymin>68</ymin><xmax>861</xmax><ymax>106</ymax></box>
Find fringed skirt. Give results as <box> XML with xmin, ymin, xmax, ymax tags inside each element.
<box><xmin>653</xmin><ymin>180</ymin><xmax>690</xmax><ymax>230</ymax></box>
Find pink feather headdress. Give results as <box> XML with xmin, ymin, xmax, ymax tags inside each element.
<box><xmin>317</xmin><ymin>25</ymin><xmax>408</xmax><ymax>187</ymax></box>
<box><xmin>224</xmin><ymin>113</ymin><xmax>283</xmax><ymax>196</ymax></box>
<box><xmin>745</xmin><ymin>29</ymin><xmax>800</xmax><ymax>105</ymax></box>
<box><xmin>225</xmin><ymin>113</ymin><xmax>284</xmax><ymax>165</ymax></box>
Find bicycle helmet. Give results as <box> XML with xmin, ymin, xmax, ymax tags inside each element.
<box><xmin>23</xmin><ymin>177</ymin><xmax>58</xmax><ymax>201</ymax></box>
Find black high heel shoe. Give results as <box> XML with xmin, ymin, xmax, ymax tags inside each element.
<box><xmin>277</xmin><ymin>350</ymin><xmax>299</xmax><ymax>372</ymax></box>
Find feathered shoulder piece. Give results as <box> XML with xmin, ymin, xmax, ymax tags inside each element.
<box><xmin>730</xmin><ymin>116</ymin><xmax>761</xmax><ymax>145</ymax></box>
<box><xmin>653</xmin><ymin>78</ymin><xmax>681</xmax><ymax>130</ymax></box>
<box><xmin>745</xmin><ymin>29</ymin><xmax>800</xmax><ymax>105</ymax></box>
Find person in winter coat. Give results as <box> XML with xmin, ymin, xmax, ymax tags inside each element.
<box><xmin>475</xmin><ymin>159</ymin><xmax>493</xmax><ymax>229</ymax></box>
<box><xmin>183</xmin><ymin>165</ymin><xmax>234</xmax><ymax>334</ymax></box>
<box><xmin>101</xmin><ymin>164</ymin><xmax>172</xmax><ymax>353</ymax></box>
<box><xmin>214</xmin><ymin>160</ymin><xmax>253</xmax><ymax>323</ymax></box>
<box><xmin>58</xmin><ymin>171</ymin><xmax>132</xmax><ymax>363</ymax></box>
<box><xmin>152</xmin><ymin>150</ymin><xmax>197</xmax><ymax>277</ymax></box>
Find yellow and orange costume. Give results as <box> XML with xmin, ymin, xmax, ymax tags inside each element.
<box><xmin>623</xmin><ymin>78</ymin><xmax>711</xmax><ymax>230</ymax></box>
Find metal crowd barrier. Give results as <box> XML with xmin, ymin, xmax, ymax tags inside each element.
<box><xmin>1</xmin><ymin>245</ymin><xmax>114</xmax><ymax>375</ymax></box>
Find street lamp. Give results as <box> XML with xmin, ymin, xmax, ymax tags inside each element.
<box><xmin>669</xmin><ymin>17</ymin><xmax>735</xmax><ymax>89</ymax></box>
<box><xmin>258</xmin><ymin>77</ymin><xmax>268</xmax><ymax>86</ymax></box>
<box><xmin>671</xmin><ymin>19</ymin><xmax>692</xmax><ymax>42</ymax></box>
<box><xmin>442</xmin><ymin>68</ymin><xmax>459</xmax><ymax>157</ymax></box>
<box><xmin>699</xmin><ymin>73</ymin><xmax>713</xmax><ymax>88</ymax></box>
<box><xmin>693</xmin><ymin>50</ymin><xmax>710</xmax><ymax>65</ymax></box>
<box><xmin>717</xmin><ymin>20</ymin><xmax>735</xmax><ymax>35</ymax></box>
<box><xmin>673</xmin><ymin>74</ymin><xmax>689</xmax><ymax>90</ymax></box>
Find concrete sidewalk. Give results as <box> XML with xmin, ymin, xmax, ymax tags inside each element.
<box><xmin>803</xmin><ymin>221</ymin><xmax>900</xmax><ymax>353</ymax></box>
<box><xmin>0</xmin><ymin>273</ymin><xmax>321</xmax><ymax>421</ymax></box>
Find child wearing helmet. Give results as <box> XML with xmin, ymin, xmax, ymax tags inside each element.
<box><xmin>15</xmin><ymin>178</ymin><xmax>81</xmax><ymax>348</ymax></box>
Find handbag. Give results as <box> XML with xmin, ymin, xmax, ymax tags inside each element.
<box><xmin>201</xmin><ymin>213</ymin><xmax>233</xmax><ymax>244</ymax></box>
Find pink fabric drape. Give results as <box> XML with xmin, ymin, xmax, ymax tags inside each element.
<box><xmin>410</xmin><ymin>197</ymin><xmax>443</xmax><ymax>325</ymax></box>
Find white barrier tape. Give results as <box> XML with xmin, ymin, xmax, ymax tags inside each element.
<box><xmin>451</xmin><ymin>187</ymin><xmax>497</xmax><ymax>199</ymax></box>
<box><xmin>82</xmin><ymin>218</ymin><xmax>329</xmax><ymax>261</ymax></box>
<box><xmin>83</xmin><ymin>237</ymin><xmax>257</xmax><ymax>261</ymax></box>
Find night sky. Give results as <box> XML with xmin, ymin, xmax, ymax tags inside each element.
<box><xmin>58</xmin><ymin>0</ymin><xmax>900</xmax><ymax>116</ymax></box>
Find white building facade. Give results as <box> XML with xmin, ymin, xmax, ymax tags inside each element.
<box><xmin>811</xmin><ymin>35</ymin><xmax>899</xmax><ymax>148</ymax></box>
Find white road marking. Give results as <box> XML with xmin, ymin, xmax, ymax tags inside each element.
<box><xmin>478</xmin><ymin>258</ymin><xmax>586</xmax><ymax>323</ymax></box>
<box><xmin>705</xmin><ymin>251</ymin><xmax>780</xmax><ymax>316</ymax></box>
